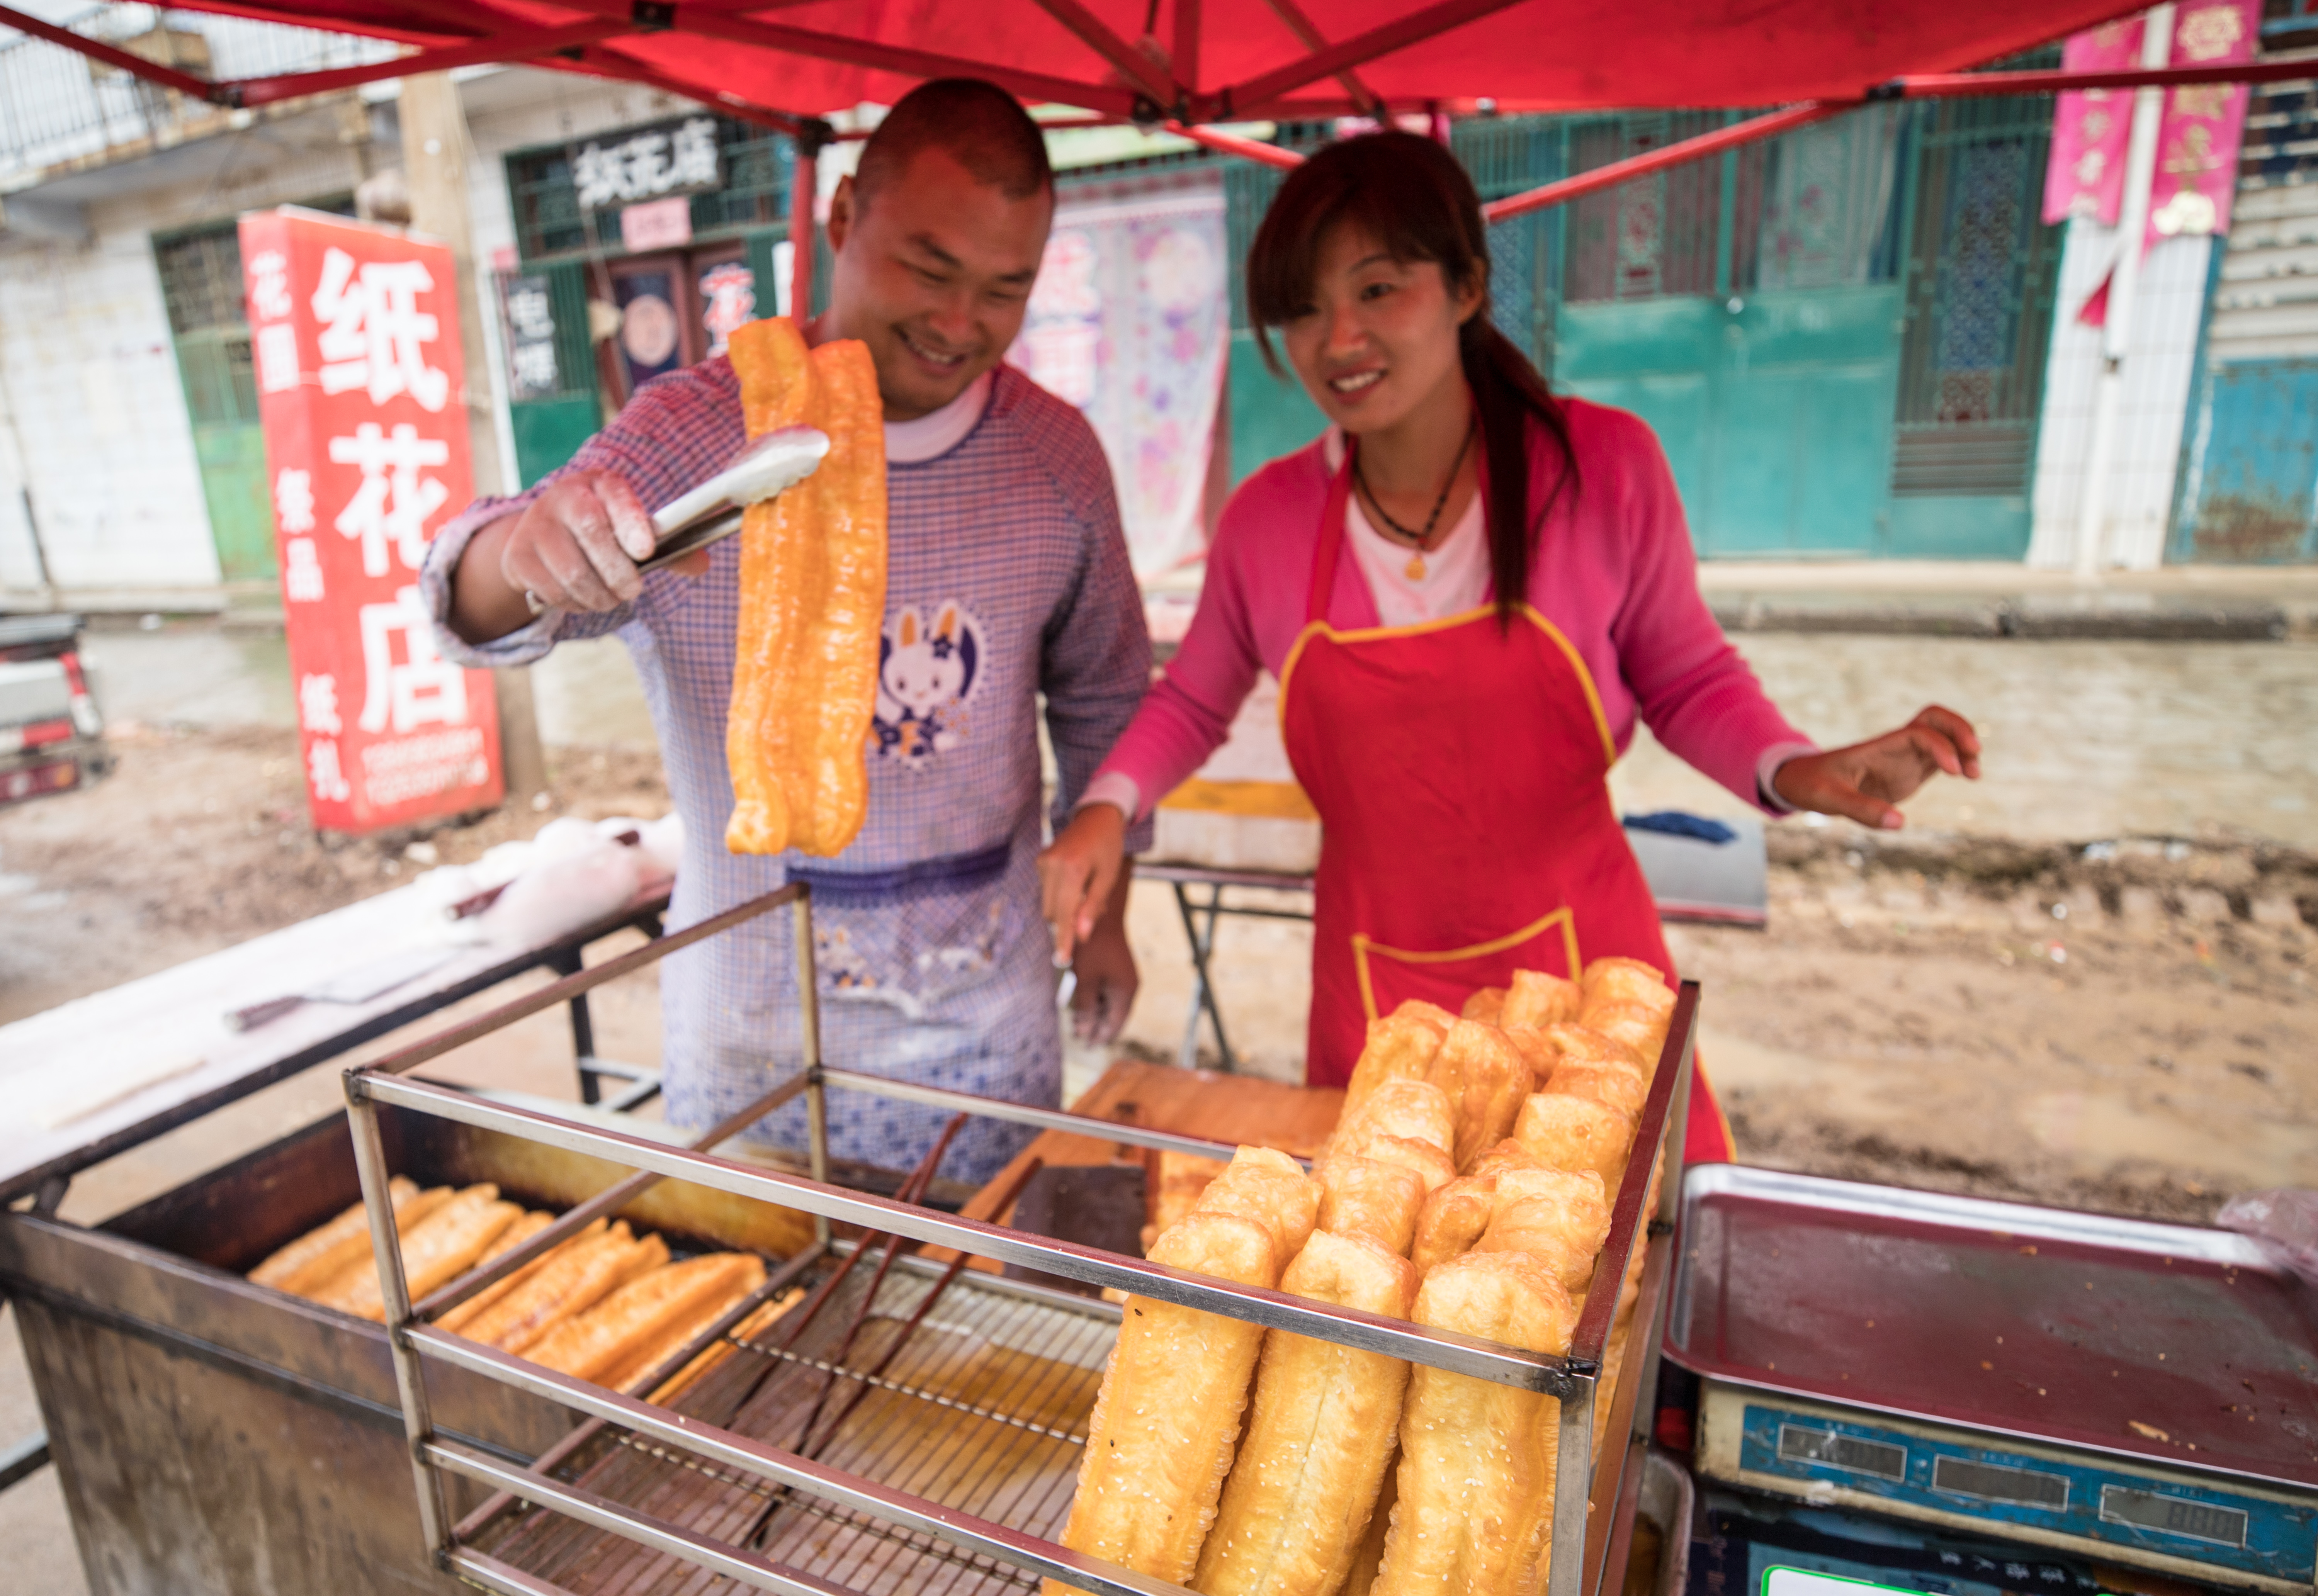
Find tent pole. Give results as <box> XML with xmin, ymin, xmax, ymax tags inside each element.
<box><xmin>673</xmin><ymin>12</ymin><xmax>1139</xmax><ymax>119</ymax></box>
<box><xmin>1163</xmin><ymin>120</ymin><xmax>1304</xmax><ymax>170</ymax></box>
<box><xmin>1173</xmin><ymin>0</ymin><xmax>1201</xmax><ymax>95</ymax></box>
<box><xmin>1027</xmin><ymin>0</ymin><xmax>1176</xmax><ymax>106</ymax></box>
<box><xmin>1481</xmin><ymin>101</ymin><xmax>1847</xmax><ymax>223</ymax></box>
<box><xmin>1892</xmin><ymin>51</ymin><xmax>2316</xmax><ymax>99</ymax></box>
<box><xmin>232</xmin><ymin>22</ymin><xmax>632</xmax><ymax>106</ymax></box>
<box><xmin>1258</xmin><ymin>0</ymin><xmax>1384</xmax><ymax>113</ymax></box>
<box><xmin>0</xmin><ymin>0</ymin><xmax>227</xmax><ymax>100</ymax></box>
<box><xmin>1221</xmin><ymin>0</ymin><xmax>1528</xmax><ymax>117</ymax></box>
<box><xmin>790</xmin><ymin>121</ymin><xmax>829</xmax><ymax>323</ymax></box>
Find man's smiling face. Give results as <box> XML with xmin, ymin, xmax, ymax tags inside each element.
<box><xmin>823</xmin><ymin>144</ymin><xmax>1054</xmax><ymax>422</ymax></box>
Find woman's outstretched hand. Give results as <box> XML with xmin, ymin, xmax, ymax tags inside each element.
<box><xmin>1771</xmin><ymin>705</ymin><xmax>1982</xmax><ymax>831</ymax></box>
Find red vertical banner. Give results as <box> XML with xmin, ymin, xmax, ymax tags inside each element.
<box><xmin>240</xmin><ymin>208</ymin><xmax>504</xmax><ymax>833</ymax></box>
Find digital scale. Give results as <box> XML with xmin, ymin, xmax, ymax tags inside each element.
<box><xmin>1662</xmin><ymin>1168</ymin><xmax>2318</xmax><ymax>1596</ymax></box>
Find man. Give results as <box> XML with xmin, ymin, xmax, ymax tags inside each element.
<box><xmin>424</xmin><ymin>80</ymin><xmax>1150</xmax><ymax>1186</ymax></box>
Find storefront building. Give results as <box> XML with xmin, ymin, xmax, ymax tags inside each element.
<box><xmin>2</xmin><ymin>15</ymin><xmax>2309</xmax><ymax>616</ymax></box>
<box><xmin>2169</xmin><ymin>61</ymin><xmax>2318</xmax><ymax>563</ymax></box>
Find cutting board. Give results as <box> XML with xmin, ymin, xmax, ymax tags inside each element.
<box><xmin>958</xmin><ymin>1060</ymin><xmax>1343</xmax><ymax>1236</ymax></box>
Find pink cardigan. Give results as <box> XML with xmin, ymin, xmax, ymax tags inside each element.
<box><xmin>1093</xmin><ymin>398</ymin><xmax>1815</xmax><ymax>818</ymax></box>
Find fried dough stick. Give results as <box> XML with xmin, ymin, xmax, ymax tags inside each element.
<box><xmin>314</xmin><ymin>1184</ymin><xmax>522</xmax><ymax>1322</ymax></box>
<box><xmin>1047</xmin><ymin>1212</ymin><xmax>1280</xmax><ymax>1596</ymax></box>
<box><xmin>1369</xmin><ymin>1253</ymin><xmax>1575</xmax><ymax>1596</ymax></box>
<box><xmin>724</xmin><ymin>318</ymin><xmax>888</xmax><ymax>858</ymax></box>
<box><xmin>1195</xmin><ymin>1232</ymin><xmax>1419</xmax><ymax>1596</ymax></box>
<box><xmin>248</xmin><ymin>1176</ymin><xmax>425</xmax><ymax>1295</ymax></box>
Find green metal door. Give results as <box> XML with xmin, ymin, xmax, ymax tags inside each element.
<box><xmin>1548</xmin><ymin>109</ymin><xmax>1907</xmax><ymax>556</ymax></box>
<box><xmin>154</xmin><ymin>226</ymin><xmax>275</xmax><ymax>582</ymax></box>
<box><xmin>1557</xmin><ymin>287</ymin><xmax>1903</xmax><ymax>554</ymax></box>
<box><xmin>187</xmin><ymin>385</ymin><xmax>275</xmax><ymax>581</ymax></box>
<box><xmin>1885</xmin><ymin>90</ymin><xmax>2065</xmax><ymax>557</ymax></box>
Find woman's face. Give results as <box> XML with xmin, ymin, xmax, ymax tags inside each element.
<box><xmin>1277</xmin><ymin>220</ymin><xmax>1480</xmax><ymax>435</ymax></box>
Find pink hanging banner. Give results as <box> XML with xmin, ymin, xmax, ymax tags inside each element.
<box><xmin>2043</xmin><ymin>17</ymin><xmax>2144</xmax><ymax>226</ymax></box>
<box><xmin>2043</xmin><ymin>2</ymin><xmax>2260</xmax><ymax>237</ymax></box>
<box><xmin>2146</xmin><ymin>0</ymin><xmax>2260</xmax><ymax>248</ymax></box>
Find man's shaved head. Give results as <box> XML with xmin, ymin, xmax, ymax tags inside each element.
<box><xmin>853</xmin><ymin>78</ymin><xmax>1053</xmax><ymax>210</ymax></box>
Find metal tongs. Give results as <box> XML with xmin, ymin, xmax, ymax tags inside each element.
<box><xmin>639</xmin><ymin>423</ymin><xmax>832</xmax><ymax>572</ymax></box>
<box><xmin>522</xmin><ymin>425</ymin><xmax>830</xmax><ymax>615</ymax></box>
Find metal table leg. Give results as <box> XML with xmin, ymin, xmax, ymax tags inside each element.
<box><xmin>1171</xmin><ymin>880</ymin><xmax>1237</xmax><ymax>1074</ymax></box>
<box><xmin>546</xmin><ymin>946</ymin><xmax>603</xmax><ymax>1104</ymax></box>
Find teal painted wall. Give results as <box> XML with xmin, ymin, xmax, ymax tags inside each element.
<box><xmin>1226</xmin><ymin>330</ymin><xmax>1329</xmax><ymax>487</ymax></box>
<box><xmin>1557</xmin><ymin>286</ymin><xmax>1904</xmax><ymax>556</ymax></box>
<box><xmin>2172</xmin><ymin>357</ymin><xmax>2318</xmax><ymax>563</ymax></box>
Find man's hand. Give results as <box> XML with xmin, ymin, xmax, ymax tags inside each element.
<box><xmin>449</xmin><ymin>470</ymin><xmax>710</xmax><ymax>645</ymax></box>
<box><xmin>1038</xmin><ymin>803</ymin><xmax>1128</xmax><ymax>966</ymax></box>
<box><xmin>1067</xmin><ymin>868</ymin><xmax>1139</xmax><ymax>1044</ymax></box>
<box><xmin>1772</xmin><ymin>705</ymin><xmax>1982</xmax><ymax>831</ymax></box>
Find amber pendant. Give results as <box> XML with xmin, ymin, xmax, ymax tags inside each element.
<box><xmin>1405</xmin><ymin>554</ymin><xmax>1427</xmax><ymax>581</ymax></box>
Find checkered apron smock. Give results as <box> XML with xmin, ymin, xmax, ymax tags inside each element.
<box><xmin>421</xmin><ymin>360</ymin><xmax>1153</xmax><ymax>1186</ymax></box>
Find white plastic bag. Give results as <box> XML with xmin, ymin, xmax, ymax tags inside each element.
<box><xmin>479</xmin><ymin>838</ymin><xmax>643</xmax><ymax>946</ymax></box>
<box><xmin>2215</xmin><ymin>1189</ymin><xmax>2318</xmax><ymax>1289</ymax></box>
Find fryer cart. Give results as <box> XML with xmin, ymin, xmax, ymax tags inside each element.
<box><xmin>1660</xmin><ymin>1167</ymin><xmax>2318</xmax><ymax>1596</ymax></box>
<box><xmin>338</xmin><ymin>879</ymin><xmax>1698</xmax><ymax>1596</ymax></box>
<box><xmin>0</xmin><ymin>883</ymin><xmax>695</xmax><ymax>1591</ymax></box>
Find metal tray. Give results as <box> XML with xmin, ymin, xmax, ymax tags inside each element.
<box><xmin>1663</xmin><ymin>1164</ymin><xmax>2318</xmax><ymax>1489</ymax></box>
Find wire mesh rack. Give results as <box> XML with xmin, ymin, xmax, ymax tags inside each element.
<box><xmin>341</xmin><ymin>881</ymin><xmax>1697</xmax><ymax>1596</ymax></box>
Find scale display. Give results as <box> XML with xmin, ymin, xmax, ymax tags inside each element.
<box><xmin>1699</xmin><ymin>1387</ymin><xmax>2318</xmax><ymax>1593</ymax></box>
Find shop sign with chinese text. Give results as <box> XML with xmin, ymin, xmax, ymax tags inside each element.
<box><xmin>573</xmin><ymin>115</ymin><xmax>721</xmax><ymax>210</ymax></box>
<box><xmin>241</xmin><ymin>207</ymin><xmax>503</xmax><ymax>832</ymax></box>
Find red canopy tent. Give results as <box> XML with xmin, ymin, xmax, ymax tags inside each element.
<box><xmin>4</xmin><ymin>0</ymin><xmax>2304</xmax><ymax>294</ymax></box>
<box><xmin>7</xmin><ymin>0</ymin><xmax>2312</xmax><ymax>255</ymax></box>
<box><xmin>8</xmin><ymin>0</ymin><xmax>2313</xmax><ymax>130</ymax></box>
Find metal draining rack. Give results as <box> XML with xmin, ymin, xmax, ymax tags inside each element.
<box><xmin>342</xmin><ymin>881</ymin><xmax>1697</xmax><ymax>1596</ymax></box>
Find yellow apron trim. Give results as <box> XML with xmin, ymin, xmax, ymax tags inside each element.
<box><xmin>1158</xmin><ymin>776</ymin><xmax>1320</xmax><ymax>822</ymax></box>
<box><xmin>1276</xmin><ymin>605</ymin><xmax>1618</xmax><ymax>769</ymax></box>
<box><xmin>1351</xmin><ymin>906</ymin><xmax>1583</xmax><ymax>1027</ymax></box>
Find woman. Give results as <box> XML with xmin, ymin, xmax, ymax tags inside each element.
<box><xmin>1040</xmin><ymin>132</ymin><xmax>1978</xmax><ymax>1161</ymax></box>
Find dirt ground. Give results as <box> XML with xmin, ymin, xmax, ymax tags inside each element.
<box><xmin>5</xmin><ymin>723</ymin><xmax>2311</xmax><ymax>1225</ymax></box>
<box><xmin>0</xmin><ymin>723</ymin><xmax>671</xmax><ymax>1026</ymax></box>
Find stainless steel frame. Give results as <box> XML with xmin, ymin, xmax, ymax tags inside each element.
<box><xmin>346</xmin><ymin>880</ymin><xmax>1696</xmax><ymax>1596</ymax></box>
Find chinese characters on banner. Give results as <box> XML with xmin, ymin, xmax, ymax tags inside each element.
<box><xmin>573</xmin><ymin>116</ymin><xmax>721</xmax><ymax>210</ymax></box>
<box><xmin>2044</xmin><ymin>0</ymin><xmax>2259</xmax><ymax>244</ymax></box>
<box><xmin>241</xmin><ymin>209</ymin><xmax>503</xmax><ymax>832</ymax></box>
<box><xmin>498</xmin><ymin>271</ymin><xmax>562</xmax><ymax>399</ymax></box>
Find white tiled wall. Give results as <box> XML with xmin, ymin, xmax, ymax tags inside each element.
<box><xmin>0</xmin><ymin>231</ymin><xmax>221</xmax><ymax>594</ymax></box>
<box><xmin>0</xmin><ymin>117</ymin><xmax>368</xmax><ymax>601</ymax></box>
<box><xmin>2027</xmin><ymin>218</ymin><xmax>2212</xmax><ymax>570</ymax></box>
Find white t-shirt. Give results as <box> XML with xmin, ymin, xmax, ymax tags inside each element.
<box><xmin>884</xmin><ymin>372</ymin><xmax>992</xmax><ymax>464</ymax></box>
<box><xmin>1346</xmin><ymin>488</ymin><xmax>1489</xmax><ymax>625</ymax></box>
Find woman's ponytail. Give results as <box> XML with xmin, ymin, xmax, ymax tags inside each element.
<box><xmin>1460</xmin><ymin>318</ymin><xmax>1574</xmax><ymax>624</ymax></box>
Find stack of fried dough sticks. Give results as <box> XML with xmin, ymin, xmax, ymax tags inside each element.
<box><xmin>1049</xmin><ymin>956</ymin><xmax>1678</xmax><ymax>1596</ymax></box>
<box><xmin>248</xmin><ymin>1185</ymin><xmax>794</xmax><ymax>1400</ymax></box>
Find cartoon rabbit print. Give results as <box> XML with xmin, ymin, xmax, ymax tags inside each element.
<box><xmin>875</xmin><ymin>601</ymin><xmax>981</xmax><ymax>765</ymax></box>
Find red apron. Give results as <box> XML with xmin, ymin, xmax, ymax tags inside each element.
<box><xmin>1278</xmin><ymin>456</ymin><xmax>1734</xmax><ymax>1165</ymax></box>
